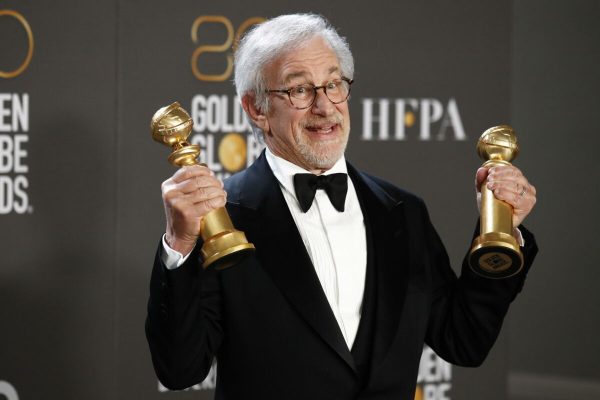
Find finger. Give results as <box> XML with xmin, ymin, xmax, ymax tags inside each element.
<box><xmin>205</xmin><ymin>194</ymin><xmax>227</xmax><ymax>210</ymax></box>
<box><xmin>171</xmin><ymin>165</ymin><xmax>213</xmax><ymax>184</ymax></box>
<box><xmin>487</xmin><ymin>166</ymin><xmax>529</xmax><ymax>188</ymax></box>
<box><xmin>185</xmin><ymin>186</ymin><xmax>227</xmax><ymax>204</ymax></box>
<box><xmin>166</xmin><ymin>193</ymin><xmax>218</xmax><ymax>219</ymax></box>
<box><xmin>176</xmin><ymin>175</ymin><xmax>224</xmax><ymax>194</ymax></box>
<box><xmin>490</xmin><ymin>183</ymin><xmax>534</xmax><ymax>209</ymax></box>
<box><xmin>187</xmin><ymin>193</ymin><xmax>227</xmax><ymax>216</ymax></box>
<box><xmin>489</xmin><ymin>186</ymin><xmax>521</xmax><ymax>207</ymax></box>
<box><xmin>487</xmin><ymin>180</ymin><xmax>523</xmax><ymax>196</ymax></box>
<box><xmin>528</xmin><ymin>183</ymin><xmax>537</xmax><ymax>197</ymax></box>
<box><xmin>475</xmin><ymin>167</ymin><xmax>489</xmax><ymax>192</ymax></box>
<box><xmin>161</xmin><ymin>178</ymin><xmax>178</xmax><ymax>196</ymax></box>
<box><xmin>488</xmin><ymin>165</ymin><xmax>523</xmax><ymax>181</ymax></box>
<box><xmin>487</xmin><ymin>178</ymin><xmax>531</xmax><ymax>197</ymax></box>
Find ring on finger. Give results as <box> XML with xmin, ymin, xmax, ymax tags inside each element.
<box><xmin>519</xmin><ymin>185</ymin><xmax>527</xmax><ymax>197</ymax></box>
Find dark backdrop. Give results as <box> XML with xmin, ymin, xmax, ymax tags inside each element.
<box><xmin>1</xmin><ymin>1</ymin><xmax>598</xmax><ymax>399</ymax></box>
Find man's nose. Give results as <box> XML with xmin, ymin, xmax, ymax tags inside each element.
<box><xmin>311</xmin><ymin>88</ymin><xmax>335</xmax><ymax>116</ymax></box>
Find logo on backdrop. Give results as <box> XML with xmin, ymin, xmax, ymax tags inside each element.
<box><xmin>0</xmin><ymin>380</ymin><xmax>19</xmax><ymax>400</ymax></box>
<box><xmin>414</xmin><ymin>346</ymin><xmax>452</xmax><ymax>400</ymax></box>
<box><xmin>1</xmin><ymin>9</ymin><xmax>33</xmax><ymax>215</ymax></box>
<box><xmin>0</xmin><ymin>93</ymin><xmax>29</xmax><ymax>214</ymax></box>
<box><xmin>0</xmin><ymin>9</ymin><xmax>34</xmax><ymax>79</ymax></box>
<box><xmin>191</xmin><ymin>15</ymin><xmax>265</xmax><ymax>82</ymax></box>
<box><xmin>361</xmin><ymin>98</ymin><xmax>466</xmax><ymax>141</ymax></box>
<box><xmin>188</xmin><ymin>15</ymin><xmax>266</xmax><ymax>181</ymax></box>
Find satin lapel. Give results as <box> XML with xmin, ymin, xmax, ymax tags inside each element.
<box><xmin>348</xmin><ymin>165</ymin><xmax>410</xmax><ymax>370</ymax></box>
<box><xmin>232</xmin><ymin>154</ymin><xmax>357</xmax><ymax>373</ymax></box>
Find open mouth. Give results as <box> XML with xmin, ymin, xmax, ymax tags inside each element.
<box><xmin>305</xmin><ymin>123</ymin><xmax>338</xmax><ymax>134</ymax></box>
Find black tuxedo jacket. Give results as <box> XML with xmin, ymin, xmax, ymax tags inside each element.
<box><xmin>146</xmin><ymin>152</ymin><xmax>537</xmax><ymax>399</ymax></box>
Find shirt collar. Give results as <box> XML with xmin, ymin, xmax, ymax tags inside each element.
<box><xmin>265</xmin><ymin>147</ymin><xmax>348</xmax><ymax>201</ymax></box>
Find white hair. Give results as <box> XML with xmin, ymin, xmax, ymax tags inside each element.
<box><xmin>234</xmin><ymin>13</ymin><xmax>354</xmax><ymax>140</ymax></box>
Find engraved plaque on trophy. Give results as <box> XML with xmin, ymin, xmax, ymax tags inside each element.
<box><xmin>151</xmin><ymin>102</ymin><xmax>255</xmax><ymax>269</ymax></box>
<box><xmin>468</xmin><ymin>125</ymin><xmax>524</xmax><ymax>278</ymax></box>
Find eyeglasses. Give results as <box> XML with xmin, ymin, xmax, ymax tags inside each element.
<box><xmin>265</xmin><ymin>77</ymin><xmax>354</xmax><ymax>110</ymax></box>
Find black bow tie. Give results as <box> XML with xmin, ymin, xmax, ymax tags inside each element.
<box><xmin>293</xmin><ymin>173</ymin><xmax>348</xmax><ymax>213</ymax></box>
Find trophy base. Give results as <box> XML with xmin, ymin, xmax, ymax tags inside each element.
<box><xmin>201</xmin><ymin>230</ymin><xmax>256</xmax><ymax>270</ymax></box>
<box><xmin>469</xmin><ymin>232</ymin><xmax>524</xmax><ymax>279</ymax></box>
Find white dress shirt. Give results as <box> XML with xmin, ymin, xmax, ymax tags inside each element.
<box><xmin>265</xmin><ymin>149</ymin><xmax>367</xmax><ymax>349</ymax></box>
<box><xmin>162</xmin><ymin>148</ymin><xmax>368</xmax><ymax>349</ymax></box>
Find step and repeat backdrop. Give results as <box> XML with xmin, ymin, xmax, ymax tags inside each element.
<box><xmin>1</xmin><ymin>1</ymin><xmax>514</xmax><ymax>399</ymax></box>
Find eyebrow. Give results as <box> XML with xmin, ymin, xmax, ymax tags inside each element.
<box><xmin>282</xmin><ymin>66</ymin><xmax>341</xmax><ymax>85</ymax></box>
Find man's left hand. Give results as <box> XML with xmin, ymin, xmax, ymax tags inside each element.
<box><xmin>475</xmin><ymin>166</ymin><xmax>537</xmax><ymax>227</ymax></box>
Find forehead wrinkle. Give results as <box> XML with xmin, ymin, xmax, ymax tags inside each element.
<box><xmin>281</xmin><ymin>65</ymin><xmax>341</xmax><ymax>86</ymax></box>
<box><xmin>268</xmin><ymin>37</ymin><xmax>342</xmax><ymax>87</ymax></box>
<box><xmin>283</xmin><ymin>71</ymin><xmax>309</xmax><ymax>85</ymax></box>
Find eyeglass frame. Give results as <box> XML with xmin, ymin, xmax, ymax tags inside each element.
<box><xmin>265</xmin><ymin>77</ymin><xmax>354</xmax><ymax>110</ymax></box>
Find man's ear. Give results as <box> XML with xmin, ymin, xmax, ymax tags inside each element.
<box><xmin>242</xmin><ymin>94</ymin><xmax>269</xmax><ymax>134</ymax></box>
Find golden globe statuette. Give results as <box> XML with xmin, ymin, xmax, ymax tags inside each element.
<box><xmin>469</xmin><ymin>125</ymin><xmax>524</xmax><ymax>278</ymax></box>
<box><xmin>151</xmin><ymin>102</ymin><xmax>255</xmax><ymax>269</ymax></box>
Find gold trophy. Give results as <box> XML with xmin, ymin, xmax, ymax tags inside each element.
<box><xmin>151</xmin><ymin>102</ymin><xmax>255</xmax><ymax>269</ymax></box>
<box><xmin>468</xmin><ymin>125</ymin><xmax>524</xmax><ymax>278</ymax></box>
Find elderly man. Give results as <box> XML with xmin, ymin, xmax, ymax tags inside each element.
<box><xmin>146</xmin><ymin>13</ymin><xmax>538</xmax><ymax>400</ymax></box>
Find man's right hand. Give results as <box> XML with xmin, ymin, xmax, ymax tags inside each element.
<box><xmin>161</xmin><ymin>165</ymin><xmax>227</xmax><ymax>256</ymax></box>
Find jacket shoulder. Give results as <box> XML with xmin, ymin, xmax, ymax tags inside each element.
<box><xmin>356</xmin><ymin>169</ymin><xmax>426</xmax><ymax>208</ymax></box>
<box><xmin>223</xmin><ymin>168</ymin><xmax>249</xmax><ymax>204</ymax></box>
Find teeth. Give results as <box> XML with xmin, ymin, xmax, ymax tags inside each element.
<box><xmin>308</xmin><ymin>125</ymin><xmax>334</xmax><ymax>133</ymax></box>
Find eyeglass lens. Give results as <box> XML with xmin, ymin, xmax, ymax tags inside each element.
<box><xmin>289</xmin><ymin>80</ymin><xmax>350</xmax><ymax>108</ymax></box>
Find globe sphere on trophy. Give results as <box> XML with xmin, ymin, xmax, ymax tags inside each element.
<box><xmin>468</xmin><ymin>125</ymin><xmax>524</xmax><ymax>278</ymax></box>
<box><xmin>151</xmin><ymin>102</ymin><xmax>255</xmax><ymax>270</ymax></box>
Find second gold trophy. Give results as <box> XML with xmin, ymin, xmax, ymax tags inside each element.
<box><xmin>151</xmin><ymin>102</ymin><xmax>255</xmax><ymax>269</ymax></box>
<box><xmin>468</xmin><ymin>125</ymin><xmax>523</xmax><ymax>278</ymax></box>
